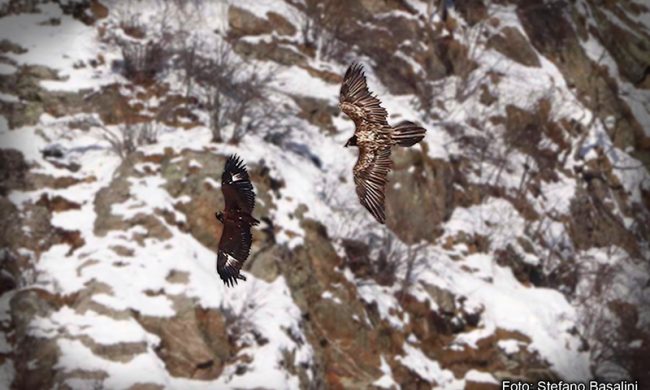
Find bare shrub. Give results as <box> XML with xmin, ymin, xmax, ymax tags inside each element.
<box><xmin>195</xmin><ymin>42</ymin><xmax>235</xmax><ymax>143</ymax></box>
<box><xmin>426</xmin><ymin>0</ymin><xmax>450</xmax><ymax>22</ymax></box>
<box><xmin>421</xmin><ymin>2</ymin><xmax>502</xmax><ymax>103</ymax></box>
<box><xmin>175</xmin><ymin>33</ymin><xmax>202</xmax><ymax>99</ymax></box>
<box><xmin>109</xmin><ymin>4</ymin><xmax>176</xmax><ymax>84</ymax></box>
<box><xmin>342</xmin><ymin>230</ymin><xmax>398</xmax><ymax>286</ymax></box>
<box><xmin>370</xmin><ymin>228</ymin><xmax>427</xmax><ymax>297</ymax></box>
<box><xmin>413</xmin><ymin>79</ymin><xmax>446</xmax><ymax>120</ymax></box>
<box><xmin>295</xmin><ymin>1</ymin><xmax>318</xmax><ymax>49</ymax></box>
<box><xmin>228</xmin><ymin>69</ymin><xmax>278</xmax><ymax>143</ymax></box>
<box><xmin>341</xmin><ymin>226</ymin><xmax>426</xmax><ymax>291</ymax></box>
<box><xmin>456</xmin><ymin>94</ymin><xmax>557</xmax><ymax>189</ymax></box>
<box><xmin>572</xmin><ymin>249</ymin><xmax>649</xmax><ymax>381</ymax></box>
<box><xmin>195</xmin><ymin>41</ymin><xmax>278</xmax><ymax>144</ymax></box>
<box><xmin>119</xmin><ymin>12</ymin><xmax>146</xmax><ymax>39</ymax></box>
<box><xmin>294</xmin><ymin>0</ymin><xmax>349</xmax><ymax>61</ymax></box>
<box><xmin>220</xmin><ymin>286</ymin><xmax>258</xmax><ymax>346</ymax></box>
<box><xmin>99</xmin><ymin>121</ymin><xmax>160</xmax><ymax>160</ymax></box>
<box><xmin>120</xmin><ymin>38</ymin><xmax>172</xmax><ymax>83</ymax></box>
<box><xmin>399</xmin><ymin>242</ymin><xmax>427</xmax><ymax>298</ymax></box>
<box><xmin>0</xmin><ymin>249</ymin><xmax>36</xmax><ymax>290</ymax></box>
<box><xmin>376</xmin><ymin>233</ymin><xmax>400</xmax><ymax>286</ymax></box>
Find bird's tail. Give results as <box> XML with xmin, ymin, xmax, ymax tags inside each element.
<box><xmin>392</xmin><ymin>121</ymin><xmax>426</xmax><ymax>147</ymax></box>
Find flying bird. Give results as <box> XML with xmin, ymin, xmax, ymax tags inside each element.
<box><xmin>215</xmin><ymin>154</ymin><xmax>259</xmax><ymax>287</ymax></box>
<box><xmin>339</xmin><ymin>63</ymin><xmax>427</xmax><ymax>224</ymax></box>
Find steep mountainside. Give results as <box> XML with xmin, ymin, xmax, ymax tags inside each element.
<box><xmin>0</xmin><ymin>0</ymin><xmax>649</xmax><ymax>389</ymax></box>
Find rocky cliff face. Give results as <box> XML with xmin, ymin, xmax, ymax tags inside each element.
<box><xmin>0</xmin><ymin>0</ymin><xmax>649</xmax><ymax>389</ymax></box>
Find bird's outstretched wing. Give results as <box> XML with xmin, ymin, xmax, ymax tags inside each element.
<box><xmin>221</xmin><ymin>154</ymin><xmax>255</xmax><ymax>213</ymax></box>
<box><xmin>353</xmin><ymin>145</ymin><xmax>392</xmax><ymax>224</ymax></box>
<box><xmin>339</xmin><ymin>63</ymin><xmax>388</xmax><ymax>125</ymax></box>
<box><xmin>217</xmin><ymin>154</ymin><xmax>258</xmax><ymax>287</ymax></box>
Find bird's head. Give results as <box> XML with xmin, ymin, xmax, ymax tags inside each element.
<box><xmin>215</xmin><ymin>211</ymin><xmax>224</xmax><ymax>223</ymax></box>
<box><xmin>344</xmin><ymin>135</ymin><xmax>357</xmax><ymax>148</ymax></box>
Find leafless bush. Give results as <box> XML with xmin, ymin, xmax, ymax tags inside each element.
<box><xmin>169</xmin><ymin>0</ymin><xmax>205</xmax><ymax>11</ymax></box>
<box><xmin>435</xmin><ymin>2</ymin><xmax>502</xmax><ymax>102</ymax></box>
<box><xmin>99</xmin><ymin>121</ymin><xmax>160</xmax><ymax>160</ymax></box>
<box><xmin>294</xmin><ymin>0</ymin><xmax>349</xmax><ymax>61</ymax></box>
<box><xmin>373</xmin><ymin>230</ymin><xmax>426</xmax><ymax>293</ymax></box>
<box><xmin>91</xmin><ymin>378</ymin><xmax>105</xmax><ymax>390</ymax></box>
<box><xmin>0</xmin><ymin>249</ymin><xmax>36</xmax><ymax>290</ymax></box>
<box><xmin>175</xmin><ymin>33</ymin><xmax>202</xmax><ymax>99</ymax></box>
<box><xmin>399</xmin><ymin>242</ymin><xmax>428</xmax><ymax>298</ymax></box>
<box><xmin>296</xmin><ymin>1</ymin><xmax>317</xmax><ymax>49</ymax></box>
<box><xmin>221</xmin><ymin>286</ymin><xmax>258</xmax><ymax>345</ymax></box>
<box><xmin>342</xmin><ymin>226</ymin><xmax>426</xmax><ymax>290</ymax></box>
<box><xmin>342</xmin><ymin>230</ymin><xmax>399</xmax><ymax>286</ymax></box>
<box><xmin>318</xmin><ymin>30</ymin><xmax>348</xmax><ymax>63</ymax></box>
<box><xmin>120</xmin><ymin>38</ymin><xmax>172</xmax><ymax>83</ymax></box>
<box><xmin>110</xmin><ymin>3</ymin><xmax>177</xmax><ymax>84</ymax></box>
<box><xmin>414</xmin><ymin>80</ymin><xmax>438</xmax><ymax>120</ymax></box>
<box><xmin>442</xmin><ymin>117</ymin><xmax>513</xmax><ymax>189</ymax></box>
<box><xmin>572</xmin><ymin>251</ymin><xmax>642</xmax><ymax>381</ymax></box>
<box><xmin>456</xmin><ymin>94</ymin><xmax>554</xmax><ymax>188</ymax></box>
<box><xmin>195</xmin><ymin>41</ymin><xmax>278</xmax><ymax>144</ymax></box>
<box><xmin>196</xmin><ymin>42</ymin><xmax>236</xmax><ymax>142</ymax></box>
<box><xmin>371</xmin><ymin>231</ymin><xmax>401</xmax><ymax>286</ymax></box>
<box><xmin>414</xmin><ymin>75</ymin><xmax>467</xmax><ymax>121</ymax></box>
<box><xmin>425</xmin><ymin>0</ymin><xmax>450</xmax><ymax>22</ymax></box>
<box><xmin>119</xmin><ymin>12</ymin><xmax>146</xmax><ymax>39</ymax></box>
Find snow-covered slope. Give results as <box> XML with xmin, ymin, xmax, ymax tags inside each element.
<box><xmin>1</xmin><ymin>0</ymin><xmax>648</xmax><ymax>389</ymax></box>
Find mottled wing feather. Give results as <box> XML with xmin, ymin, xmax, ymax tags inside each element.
<box><xmin>339</xmin><ymin>63</ymin><xmax>388</xmax><ymax>125</ymax></box>
<box><xmin>353</xmin><ymin>145</ymin><xmax>392</xmax><ymax>224</ymax></box>
<box><xmin>221</xmin><ymin>154</ymin><xmax>255</xmax><ymax>213</ymax></box>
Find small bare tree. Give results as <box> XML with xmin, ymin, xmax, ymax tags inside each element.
<box><xmin>571</xmin><ymin>249</ymin><xmax>648</xmax><ymax>381</ymax></box>
<box><xmin>196</xmin><ymin>41</ymin><xmax>277</xmax><ymax>144</ymax></box>
<box><xmin>175</xmin><ymin>33</ymin><xmax>202</xmax><ymax>99</ymax></box>
<box><xmin>352</xmin><ymin>228</ymin><xmax>427</xmax><ymax>293</ymax></box>
<box><xmin>109</xmin><ymin>2</ymin><xmax>177</xmax><ymax>84</ymax></box>
<box><xmin>399</xmin><ymin>241</ymin><xmax>428</xmax><ymax>298</ymax></box>
<box><xmin>424</xmin><ymin>1</ymin><xmax>502</xmax><ymax>103</ymax></box>
<box><xmin>294</xmin><ymin>0</ymin><xmax>349</xmax><ymax>61</ymax></box>
<box><xmin>196</xmin><ymin>42</ymin><xmax>236</xmax><ymax>143</ymax></box>
<box><xmin>98</xmin><ymin>121</ymin><xmax>160</xmax><ymax>160</ymax></box>
<box><xmin>120</xmin><ymin>38</ymin><xmax>172</xmax><ymax>83</ymax></box>
<box><xmin>220</xmin><ymin>284</ymin><xmax>260</xmax><ymax>346</ymax></box>
<box><xmin>371</xmin><ymin>231</ymin><xmax>401</xmax><ymax>286</ymax></box>
<box><xmin>228</xmin><ymin>69</ymin><xmax>278</xmax><ymax>143</ymax></box>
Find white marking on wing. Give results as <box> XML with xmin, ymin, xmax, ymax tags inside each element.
<box><xmin>225</xmin><ymin>255</ymin><xmax>240</xmax><ymax>268</ymax></box>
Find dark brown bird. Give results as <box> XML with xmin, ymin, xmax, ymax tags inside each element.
<box><xmin>216</xmin><ymin>154</ymin><xmax>259</xmax><ymax>287</ymax></box>
<box><xmin>339</xmin><ymin>63</ymin><xmax>427</xmax><ymax>224</ymax></box>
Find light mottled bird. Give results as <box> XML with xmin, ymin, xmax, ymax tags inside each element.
<box><xmin>339</xmin><ymin>63</ymin><xmax>427</xmax><ymax>224</ymax></box>
<box><xmin>215</xmin><ymin>154</ymin><xmax>259</xmax><ymax>287</ymax></box>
